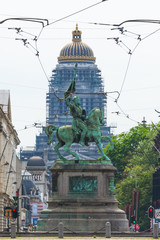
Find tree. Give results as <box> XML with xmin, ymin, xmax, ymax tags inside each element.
<box><xmin>103</xmin><ymin>124</ymin><xmax>156</xmax><ymax>181</ymax></box>
<box><xmin>115</xmin><ymin>165</ymin><xmax>155</xmax><ymax>230</ymax></box>
<box><xmin>104</xmin><ymin>123</ymin><xmax>159</xmax><ymax>230</ymax></box>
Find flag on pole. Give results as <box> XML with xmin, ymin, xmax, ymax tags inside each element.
<box><xmin>64</xmin><ymin>63</ymin><xmax>77</xmax><ymax>99</ymax></box>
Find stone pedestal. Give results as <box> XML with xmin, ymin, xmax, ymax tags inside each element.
<box><xmin>37</xmin><ymin>160</ymin><xmax>129</xmax><ymax>233</ymax></box>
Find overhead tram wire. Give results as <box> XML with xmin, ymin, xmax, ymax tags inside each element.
<box><xmin>88</xmin><ymin>19</ymin><xmax>160</xmax><ymax>123</ymax></box>
<box><xmin>35</xmin><ymin>18</ymin><xmax>160</xmax><ymax>125</ymax></box>
<box><xmin>46</xmin><ymin>0</ymin><xmax>108</xmax><ymax>27</ymax></box>
<box><xmin>89</xmin><ymin>19</ymin><xmax>160</xmax><ymax>28</ymax></box>
<box><xmin>5</xmin><ymin>1</ymin><xmax>107</xmax><ymax>102</ymax></box>
<box><xmin>115</xmin><ymin>102</ymin><xmax>139</xmax><ymax>124</ymax></box>
<box><xmin>10</xmin><ymin>28</ymin><xmax>62</xmax><ymax>101</ymax></box>
<box><xmin>115</xmin><ymin>54</ymin><xmax>132</xmax><ymax>103</ymax></box>
<box><xmin>34</xmin><ymin>0</ymin><xmax>109</xmax><ymax>101</ymax></box>
<box><xmin>114</xmin><ymin>25</ymin><xmax>160</xmax><ymax>102</ymax></box>
<box><xmin>3</xmin><ymin>4</ymin><xmax>143</xmax><ymax>132</ymax></box>
<box><xmin>5</xmin><ymin>14</ymin><xmax>160</xmax><ymax>126</ymax></box>
<box><xmin>114</xmin><ymin>19</ymin><xmax>160</xmax><ymax>27</ymax></box>
<box><xmin>55</xmin><ymin>90</ymin><xmax>119</xmax><ymax>96</ymax></box>
<box><xmin>17</xmin><ymin>121</ymin><xmax>45</xmax><ymax>132</ymax></box>
<box><xmin>35</xmin><ymin>0</ymin><xmax>108</xmax><ymax>40</ymax></box>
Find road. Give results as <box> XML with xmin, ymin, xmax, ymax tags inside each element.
<box><xmin>0</xmin><ymin>238</ymin><xmax>157</xmax><ymax>240</ymax></box>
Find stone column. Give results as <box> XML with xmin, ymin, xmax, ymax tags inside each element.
<box><xmin>153</xmin><ymin>223</ymin><xmax>158</xmax><ymax>239</ymax></box>
<box><xmin>11</xmin><ymin>222</ymin><xmax>16</xmax><ymax>238</ymax></box>
<box><xmin>58</xmin><ymin>222</ymin><xmax>64</xmax><ymax>238</ymax></box>
<box><xmin>0</xmin><ymin>197</ymin><xmax>4</xmax><ymax>232</ymax></box>
<box><xmin>105</xmin><ymin>222</ymin><xmax>111</xmax><ymax>238</ymax></box>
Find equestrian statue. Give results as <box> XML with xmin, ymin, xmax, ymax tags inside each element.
<box><xmin>45</xmin><ymin>63</ymin><xmax>114</xmax><ymax>163</ymax></box>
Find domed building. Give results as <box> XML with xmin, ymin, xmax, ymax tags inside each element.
<box><xmin>58</xmin><ymin>25</ymin><xmax>96</xmax><ymax>64</ymax></box>
<box><xmin>20</xmin><ymin>25</ymin><xmax>111</xmax><ymax>168</ymax></box>
<box><xmin>26</xmin><ymin>156</ymin><xmax>50</xmax><ymax>203</ymax></box>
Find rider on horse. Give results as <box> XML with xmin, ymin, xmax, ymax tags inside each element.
<box><xmin>65</xmin><ymin>94</ymin><xmax>88</xmax><ymax>146</ymax></box>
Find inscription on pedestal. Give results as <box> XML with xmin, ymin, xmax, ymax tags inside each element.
<box><xmin>69</xmin><ymin>176</ymin><xmax>97</xmax><ymax>192</ymax></box>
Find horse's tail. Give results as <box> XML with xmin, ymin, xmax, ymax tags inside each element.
<box><xmin>45</xmin><ymin>125</ymin><xmax>58</xmax><ymax>145</ymax></box>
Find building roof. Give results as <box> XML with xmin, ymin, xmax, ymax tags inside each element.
<box><xmin>27</xmin><ymin>156</ymin><xmax>45</xmax><ymax>167</ymax></box>
<box><xmin>22</xmin><ymin>179</ymin><xmax>38</xmax><ymax>195</ymax></box>
<box><xmin>58</xmin><ymin>24</ymin><xmax>96</xmax><ymax>64</ymax></box>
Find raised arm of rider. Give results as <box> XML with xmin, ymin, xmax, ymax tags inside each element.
<box><xmin>65</xmin><ymin>95</ymin><xmax>72</xmax><ymax>106</ymax></box>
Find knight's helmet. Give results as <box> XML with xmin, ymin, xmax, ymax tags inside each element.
<box><xmin>72</xmin><ymin>96</ymin><xmax>80</xmax><ymax>103</ymax></box>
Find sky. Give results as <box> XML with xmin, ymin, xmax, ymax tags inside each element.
<box><xmin>1</xmin><ymin>0</ymin><xmax>160</xmax><ymax>150</ymax></box>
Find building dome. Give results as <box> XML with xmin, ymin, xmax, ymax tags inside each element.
<box><xmin>27</xmin><ymin>156</ymin><xmax>45</xmax><ymax>167</ymax></box>
<box><xmin>58</xmin><ymin>24</ymin><xmax>96</xmax><ymax>64</ymax></box>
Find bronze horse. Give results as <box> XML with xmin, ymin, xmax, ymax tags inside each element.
<box><xmin>45</xmin><ymin>108</ymin><xmax>113</xmax><ymax>162</ymax></box>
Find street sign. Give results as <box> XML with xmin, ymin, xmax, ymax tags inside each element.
<box><xmin>155</xmin><ymin>218</ymin><xmax>160</xmax><ymax>223</ymax></box>
<box><xmin>130</xmin><ymin>223</ymin><xmax>140</xmax><ymax>232</ymax></box>
<box><xmin>153</xmin><ymin>218</ymin><xmax>160</xmax><ymax>230</ymax></box>
<box><xmin>4</xmin><ymin>207</ymin><xmax>12</xmax><ymax>219</ymax></box>
<box><xmin>155</xmin><ymin>209</ymin><xmax>160</xmax><ymax>219</ymax></box>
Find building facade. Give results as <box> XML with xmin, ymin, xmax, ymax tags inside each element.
<box><xmin>21</xmin><ymin>170</ymin><xmax>47</xmax><ymax>228</ymax></box>
<box><xmin>0</xmin><ymin>90</ymin><xmax>20</xmax><ymax>231</ymax></box>
<box><xmin>26</xmin><ymin>156</ymin><xmax>50</xmax><ymax>203</ymax></box>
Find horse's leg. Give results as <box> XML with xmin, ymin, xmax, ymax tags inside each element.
<box><xmin>95</xmin><ymin>138</ymin><xmax>111</xmax><ymax>161</ymax></box>
<box><xmin>47</xmin><ymin>131</ymin><xmax>54</xmax><ymax>145</ymax></box>
<box><xmin>64</xmin><ymin>142</ymin><xmax>80</xmax><ymax>160</ymax></box>
<box><xmin>54</xmin><ymin>141</ymin><xmax>66</xmax><ymax>161</ymax></box>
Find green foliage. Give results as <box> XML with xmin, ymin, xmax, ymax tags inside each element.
<box><xmin>115</xmin><ymin>165</ymin><xmax>155</xmax><ymax>231</ymax></box>
<box><xmin>104</xmin><ymin>123</ymin><xmax>160</xmax><ymax>231</ymax></box>
<box><xmin>103</xmin><ymin>124</ymin><xmax>157</xmax><ymax>181</ymax></box>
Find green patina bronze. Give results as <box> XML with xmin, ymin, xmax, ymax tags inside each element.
<box><xmin>65</xmin><ymin>95</ymin><xmax>87</xmax><ymax>147</ymax></box>
<box><xmin>69</xmin><ymin>176</ymin><xmax>97</xmax><ymax>192</ymax></box>
<box><xmin>45</xmin><ymin>64</ymin><xmax>114</xmax><ymax>163</ymax></box>
<box><xmin>109</xmin><ymin>177</ymin><xmax>115</xmax><ymax>196</ymax></box>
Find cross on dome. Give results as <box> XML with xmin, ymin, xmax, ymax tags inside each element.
<box><xmin>72</xmin><ymin>24</ymin><xmax>82</xmax><ymax>42</ymax></box>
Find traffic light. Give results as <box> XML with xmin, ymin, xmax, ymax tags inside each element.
<box><xmin>13</xmin><ymin>196</ymin><xmax>18</xmax><ymax>208</ymax></box>
<box><xmin>148</xmin><ymin>206</ymin><xmax>154</xmax><ymax>218</ymax></box>
<box><xmin>131</xmin><ymin>215</ymin><xmax>136</xmax><ymax>224</ymax></box>
<box><xmin>12</xmin><ymin>208</ymin><xmax>18</xmax><ymax>218</ymax></box>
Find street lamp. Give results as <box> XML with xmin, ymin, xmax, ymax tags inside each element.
<box><xmin>130</xmin><ymin>174</ymin><xmax>137</xmax><ymax>189</ymax></box>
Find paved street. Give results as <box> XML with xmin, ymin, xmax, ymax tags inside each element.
<box><xmin>0</xmin><ymin>238</ymin><xmax>158</xmax><ymax>240</ymax></box>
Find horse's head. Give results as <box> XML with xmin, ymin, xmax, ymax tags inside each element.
<box><xmin>98</xmin><ymin>108</ymin><xmax>105</xmax><ymax>125</ymax></box>
<box><xmin>88</xmin><ymin>108</ymin><xmax>105</xmax><ymax>126</ymax></box>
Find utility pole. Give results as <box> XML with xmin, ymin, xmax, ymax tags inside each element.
<box><xmin>16</xmin><ymin>190</ymin><xmax>19</xmax><ymax>232</ymax></box>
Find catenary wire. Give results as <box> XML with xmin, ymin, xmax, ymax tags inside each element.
<box><xmin>3</xmin><ymin>17</ymin><xmax>160</xmax><ymax>129</ymax></box>
<box><xmin>0</xmin><ymin>1</ymin><xmax>108</xmax><ymax>101</ymax></box>
<box><xmin>115</xmin><ymin>54</ymin><xmax>132</xmax><ymax>103</ymax></box>
<box><xmin>7</xmin><ymin>17</ymin><xmax>160</xmax><ymax>106</ymax></box>
<box><xmin>114</xmin><ymin>26</ymin><xmax>160</xmax><ymax>102</ymax></box>
<box><xmin>105</xmin><ymin>24</ymin><xmax>160</xmax><ymax>124</ymax></box>
<box><xmin>47</xmin><ymin>1</ymin><xmax>108</xmax><ymax>27</ymax></box>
